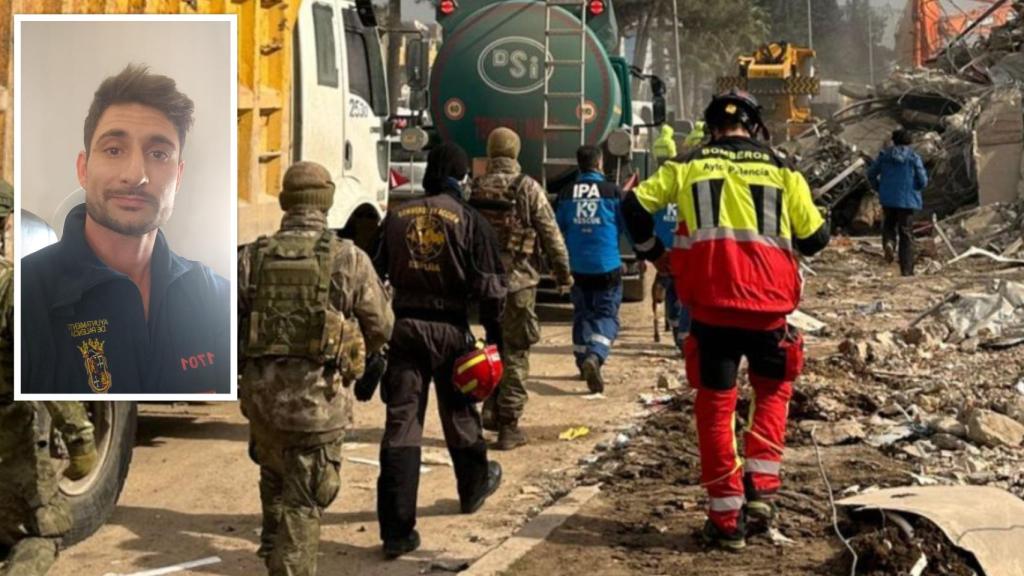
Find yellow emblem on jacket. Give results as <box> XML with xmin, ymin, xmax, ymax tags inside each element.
<box><xmin>78</xmin><ymin>338</ymin><xmax>112</xmax><ymax>393</ymax></box>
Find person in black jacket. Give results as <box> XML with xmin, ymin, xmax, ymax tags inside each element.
<box><xmin>21</xmin><ymin>64</ymin><xmax>229</xmax><ymax>395</ymax></box>
<box><xmin>370</xmin><ymin>142</ymin><xmax>507</xmax><ymax>558</ymax></box>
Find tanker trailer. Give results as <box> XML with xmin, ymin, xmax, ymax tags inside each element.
<box><xmin>405</xmin><ymin>0</ymin><xmax>666</xmax><ymax>301</ymax></box>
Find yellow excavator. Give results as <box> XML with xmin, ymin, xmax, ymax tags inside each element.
<box><xmin>717</xmin><ymin>42</ymin><xmax>819</xmax><ymax>141</ymax></box>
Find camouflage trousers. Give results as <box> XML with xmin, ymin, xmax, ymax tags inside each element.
<box><xmin>0</xmin><ymin>402</ymin><xmax>73</xmax><ymax>576</ymax></box>
<box><xmin>485</xmin><ymin>288</ymin><xmax>540</xmax><ymax>424</ymax></box>
<box><xmin>248</xmin><ymin>426</ymin><xmax>343</xmax><ymax>576</ymax></box>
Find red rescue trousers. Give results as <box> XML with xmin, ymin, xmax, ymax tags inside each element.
<box><xmin>683</xmin><ymin>319</ymin><xmax>803</xmax><ymax>534</ymax></box>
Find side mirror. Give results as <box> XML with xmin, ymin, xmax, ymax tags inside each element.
<box><xmin>406</xmin><ymin>37</ymin><xmax>430</xmax><ymax>112</ymax></box>
<box><xmin>406</xmin><ymin>38</ymin><xmax>428</xmax><ymax>92</ymax></box>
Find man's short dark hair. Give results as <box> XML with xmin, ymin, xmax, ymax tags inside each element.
<box><xmin>892</xmin><ymin>129</ymin><xmax>913</xmax><ymax>146</ymax></box>
<box><xmin>83</xmin><ymin>64</ymin><xmax>195</xmax><ymax>155</ymax></box>
<box><xmin>577</xmin><ymin>145</ymin><xmax>602</xmax><ymax>172</ymax></box>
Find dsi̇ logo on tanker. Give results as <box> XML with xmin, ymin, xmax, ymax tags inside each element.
<box><xmin>477</xmin><ymin>36</ymin><xmax>551</xmax><ymax>95</ymax></box>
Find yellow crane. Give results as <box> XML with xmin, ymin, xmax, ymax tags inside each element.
<box><xmin>717</xmin><ymin>42</ymin><xmax>819</xmax><ymax>141</ymax></box>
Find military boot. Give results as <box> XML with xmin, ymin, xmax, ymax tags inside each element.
<box><xmin>497</xmin><ymin>421</ymin><xmax>528</xmax><ymax>450</ymax></box>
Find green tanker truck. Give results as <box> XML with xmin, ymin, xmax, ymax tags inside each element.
<box><xmin>403</xmin><ymin>0</ymin><xmax>666</xmax><ymax>301</ymax></box>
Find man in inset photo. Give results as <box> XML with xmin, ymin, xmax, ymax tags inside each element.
<box><xmin>21</xmin><ymin>64</ymin><xmax>230</xmax><ymax>395</ymax></box>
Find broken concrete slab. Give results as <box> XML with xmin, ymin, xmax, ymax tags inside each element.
<box><xmin>966</xmin><ymin>408</ymin><xmax>1024</xmax><ymax>447</ymax></box>
<box><xmin>838</xmin><ymin>486</ymin><xmax>1024</xmax><ymax>576</ymax></box>
<box><xmin>804</xmin><ymin>419</ymin><xmax>866</xmax><ymax>446</ymax></box>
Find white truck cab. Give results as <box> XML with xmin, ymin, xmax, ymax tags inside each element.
<box><xmin>294</xmin><ymin>0</ymin><xmax>390</xmax><ymax>247</ymax></box>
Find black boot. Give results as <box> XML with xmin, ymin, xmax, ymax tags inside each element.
<box><xmin>462</xmin><ymin>461</ymin><xmax>503</xmax><ymax>514</ymax></box>
<box><xmin>449</xmin><ymin>441</ymin><xmax>491</xmax><ymax>511</ymax></box>
<box><xmin>383</xmin><ymin>529</ymin><xmax>420</xmax><ymax>559</ymax></box>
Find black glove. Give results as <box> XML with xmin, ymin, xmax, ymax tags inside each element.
<box><xmin>354</xmin><ymin>351</ymin><xmax>387</xmax><ymax>402</ymax></box>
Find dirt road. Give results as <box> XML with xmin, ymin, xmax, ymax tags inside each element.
<box><xmin>52</xmin><ymin>272</ymin><xmax>683</xmax><ymax>576</ymax></box>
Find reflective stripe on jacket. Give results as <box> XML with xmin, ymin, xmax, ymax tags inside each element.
<box><xmin>633</xmin><ymin>136</ymin><xmax>824</xmax><ymax>323</ymax></box>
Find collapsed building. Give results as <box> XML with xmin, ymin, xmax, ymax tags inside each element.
<box><xmin>795</xmin><ymin>1</ymin><xmax>1024</xmax><ymax>242</ymax></box>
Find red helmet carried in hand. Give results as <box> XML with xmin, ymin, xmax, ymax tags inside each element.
<box><xmin>453</xmin><ymin>342</ymin><xmax>503</xmax><ymax>401</ymax></box>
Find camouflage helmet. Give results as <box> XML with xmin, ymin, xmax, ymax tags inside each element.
<box><xmin>279</xmin><ymin>162</ymin><xmax>335</xmax><ymax>213</ymax></box>
<box><xmin>0</xmin><ymin>180</ymin><xmax>11</xmax><ymax>219</ymax></box>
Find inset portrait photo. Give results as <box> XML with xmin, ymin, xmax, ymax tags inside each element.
<box><xmin>15</xmin><ymin>15</ymin><xmax>237</xmax><ymax>398</ymax></box>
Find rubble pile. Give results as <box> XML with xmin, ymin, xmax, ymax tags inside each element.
<box><xmin>937</xmin><ymin>200</ymin><xmax>1024</xmax><ymax>259</ymax></box>
<box><xmin>800</xmin><ymin>1</ymin><xmax>1024</xmax><ymax>232</ymax></box>
<box><xmin>937</xmin><ymin>2</ymin><xmax>1024</xmax><ymax>82</ymax></box>
<box><xmin>793</xmin><ymin>278</ymin><xmax>1024</xmax><ymax>499</ymax></box>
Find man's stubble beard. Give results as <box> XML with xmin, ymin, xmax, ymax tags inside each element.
<box><xmin>86</xmin><ymin>192</ymin><xmax>169</xmax><ymax>237</ymax></box>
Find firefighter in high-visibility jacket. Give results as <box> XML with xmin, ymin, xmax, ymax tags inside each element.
<box><xmin>622</xmin><ymin>89</ymin><xmax>829</xmax><ymax>550</ymax></box>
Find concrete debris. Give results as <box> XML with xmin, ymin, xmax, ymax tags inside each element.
<box><xmin>928</xmin><ymin>415</ymin><xmax>968</xmax><ymax>439</ymax></box>
<box><xmin>804</xmin><ymin>419</ymin><xmax>866</xmax><ymax>446</ymax></box>
<box><xmin>838</xmin><ymin>486</ymin><xmax>1024</xmax><ymax>576</ymax></box>
<box><xmin>931</xmin><ymin>280</ymin><xmax>1024</xmax><ymax>345</ymax></box>
<box><xmin>655</xmin><ymin>372</ymin><xmax>681</xmax><ymax>391</ymax></box>
<box><xmin>794</xmin><ymin>5</ymin><xmax>1024</xmax><ymax>237</ymax></box>
<box><xmin>966</xmin><ymin>408</ymin><xmax>1024</xmax><ymax>447</ymax></box>
<box><xmin>931</xmin><ymin>433</ymin><xmax>966</xmax><ymax>452</ymax></box>
<box><xmin>787</xmin><ymin>309</ymin><xmax>826</xmax><ymax>335</ymax></box>
<box><xmin>865</xmin><ymin>424</ymin><xmax>918</xmax><ymax>448</ymax></box>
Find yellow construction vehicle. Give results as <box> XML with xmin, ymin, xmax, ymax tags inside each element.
<box><xmin>716</xmin><ymin>42</ymin><xmax>819</xmax><ymax>141</ymax></box>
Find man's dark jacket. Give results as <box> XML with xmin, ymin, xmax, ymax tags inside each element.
<box><xmin>22</xmin><ymin>204</ymin><xmax>230</xmax><ymax>394</ymax></box>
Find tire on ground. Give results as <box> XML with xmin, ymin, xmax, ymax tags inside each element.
<box><xmin>61</xmin><ymin>401</ymin><xmax>136</xmax><ymax>546</ymax></box>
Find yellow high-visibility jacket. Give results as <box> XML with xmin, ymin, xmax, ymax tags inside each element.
<box><xmin>630</xmin><ymin>136</ymin><xmax>827</xmax><ymax>329</ymax></box>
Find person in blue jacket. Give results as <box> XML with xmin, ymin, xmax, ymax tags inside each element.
<box><xmin>867</xmin><ymin>129</ymin><xmax>928</xmax><ymax>276</ymax></box>
<box><xmin>555</xmin><ymin>145</ymin><xmax>625</xmax><ymax>394</ymax></box>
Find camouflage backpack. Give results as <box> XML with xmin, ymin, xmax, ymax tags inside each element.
<box><xmin>471</xmin><ymin>174</ymin><xmax>537</xmax><ymax>257</ymax></box>
<box><xmin>244</xmin><ymin>231</ymin><xmax>365</xmax><ymax>383</ymax></box>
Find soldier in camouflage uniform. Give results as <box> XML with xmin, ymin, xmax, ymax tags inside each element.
<box><xmin>469</xmin><ymin>128</ymin><xmax>572</xmax><ymax>450</ymax></box>
<box><xmin>0</xmin><ymin>180</ymin><xmax>97</xmax><ymax>576</ymax></box>
<box><xmin>238</xmin><ymin>162</ymin><xmax>393</xmax><ymax>576</ymax></box>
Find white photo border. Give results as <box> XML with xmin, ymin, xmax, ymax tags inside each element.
<box><xmin>14</xmin><ymin>13</ymin><xmax>239</xmax><ymax>401</ymax></box>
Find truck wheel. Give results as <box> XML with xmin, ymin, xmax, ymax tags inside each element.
<box><xmin>60</xmin><ymin>402</ymin><xmax>136</xmax><ymax>546</ymax></box>
<box><xmin>622</xmin><ymin>269</ymin><xmax>647</xmax><ymax>303</ymax></box>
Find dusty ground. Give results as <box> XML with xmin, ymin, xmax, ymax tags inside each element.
<box><xmin>506</xmin><ymin>238</ymin><xmax>1023</xmax><ymax>576</ymax></box>
<box><xmin>47</xmin><ymin>275</ymin><xmax>679</xmax><ymax>576</ymax></box>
